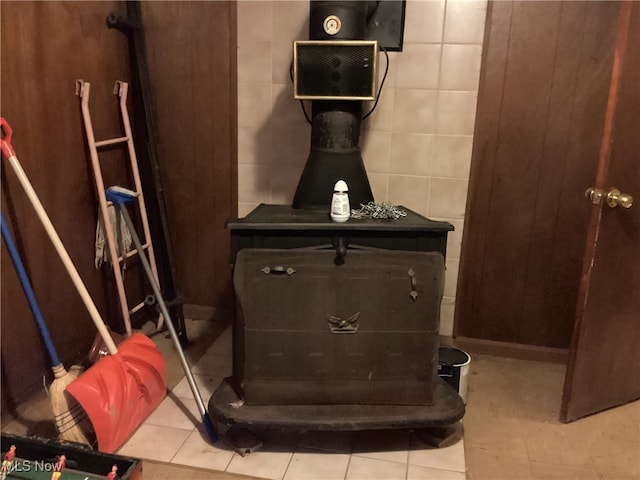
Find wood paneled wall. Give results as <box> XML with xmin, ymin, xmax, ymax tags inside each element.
<box><xmin>140</xmin><ymin>2</ymin><xmax>237</xmax><ymax>310</ymax></box>
<box><xmin>454</xmin><ymin>2</ymin><xmax>621</xmax><ymax>351</ymax></box>
<box><xmin>1</xmin><ymin>1</ymin><xmax>237</xmax><ymax>409</ymax></box>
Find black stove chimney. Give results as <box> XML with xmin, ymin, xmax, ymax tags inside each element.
<box><xmin>291</xmin><ymin>1</ymin><xmax>376</xmax><ymax>210</ymax></box>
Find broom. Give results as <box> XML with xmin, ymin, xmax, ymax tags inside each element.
<box><xmin>0</xmin><ymin>213</ymin><xmax>93</xmax><ymax>446</ymax></box>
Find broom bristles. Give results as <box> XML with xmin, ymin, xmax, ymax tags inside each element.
<box><xmin>50</xmin><ymin>364</ymin><xmax>94</xmax><ymax>446</ymax></box>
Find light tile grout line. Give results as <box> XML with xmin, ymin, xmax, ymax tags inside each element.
<box><xmin>280</xmin><ymin>442</ymin><xmax>297</xmax><ymax>480</ymax></box>
<box><xmin>168</xmin><ymin>425</ymin><xmax>196</xmax><ymax>465</ymax></box>
<box><xmin>223</xmin><ymin>448</ymin><xmax>235</xmax><ymax>475</ymax></box>
<box><xmin>343</xmin><ymin>451</ymin><xmax>353</xmax><ymax>480</ymax></box>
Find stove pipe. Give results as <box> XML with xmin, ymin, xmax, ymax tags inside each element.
<box><xmin>291</xmin><ymin>1</ymin><xmax>377</xmax><ymax>210</ymax></box>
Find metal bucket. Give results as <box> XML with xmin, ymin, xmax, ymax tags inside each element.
<box><xmin>438</xmin><ymin>347</ymin><xmax>471</xmax><ymax>404</ymax></box>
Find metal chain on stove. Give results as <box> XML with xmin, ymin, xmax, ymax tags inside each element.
<box><xmin>351</xmin><ymin>201</ymin><xmax>408</xmax><ymax>219</ymax></box>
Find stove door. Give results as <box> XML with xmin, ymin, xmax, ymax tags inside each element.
<box><xmin>231</xmin><ymin>247</ymin><xmax>444</xmax><ymax>406</ymax></box>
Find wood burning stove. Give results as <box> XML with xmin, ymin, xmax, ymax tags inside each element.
<box><xmin>208</xmin><ymin>205</ymin><xmax>465</xmax><ymax>430</ymax></box>
<box><xmin>208</xmin><ymin>1</ymin><xmax>463</xmax><ymax>431</ymax></box>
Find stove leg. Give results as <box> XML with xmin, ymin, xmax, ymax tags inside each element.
<box><xmin>223</xmin><ymin>426</ymin><xmax>264</xmax><ymax>456</ymax></box>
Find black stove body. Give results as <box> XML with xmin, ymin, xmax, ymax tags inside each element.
<box><xmin>208</xmin><ymin>205</ymin><xmax>465</xmax><ymax>430</ymax></box>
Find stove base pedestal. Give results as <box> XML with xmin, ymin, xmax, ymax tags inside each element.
<box><xmin>208</xmin><ymin>377</ymin><xmax>465</xmax><ymax>431</ymax></box>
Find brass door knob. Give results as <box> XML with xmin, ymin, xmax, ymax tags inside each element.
<box><xmin>606</xmin><ymin>188</ymin><xmax>633</xmax><ymax>208</ymax></box>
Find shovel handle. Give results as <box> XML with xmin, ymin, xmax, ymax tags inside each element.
<box><xmin>0</xmin><ymin>118</ymin><xmax>119</xmax><ymax>355</ymax></box>
<box><xmin>1</xmin><ymin>117</ymin><xmax>17</xmax><ymax>158</ymax></box>
<box><xmin>115</xmin><ymin>202</ymin><xmax>218</xmax><ymax>442</ymax></box>
<box><xmin>1</xmin><ymin>213</ymin><xmax>62</xmax><ymax>366</ymax></box>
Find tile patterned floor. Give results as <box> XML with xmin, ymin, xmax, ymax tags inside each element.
<box><xmin>5</xmin><ymin>315</ymin><xmax>638</xmax><ymax>479</ymax></box>
<box><xmin>116</xmin><ymin>326</ymin><xmax>468</xmax><ymax>480</ymax></box>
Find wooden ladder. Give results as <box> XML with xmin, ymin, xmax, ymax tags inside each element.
<box><xmin>76</xmin><ymin>79</ymin><xmax>163</xmax><ymax>336</ymax></box>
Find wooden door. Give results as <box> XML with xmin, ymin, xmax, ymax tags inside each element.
<box><xmin>454</xmin><ymin>1</ymin><xmax>624</xmax><ymax>357</ymax></box>
<box><xmin>561</xmin><ymin>1</ymin><xmax>640</xmax><ymax>422</ymax></box>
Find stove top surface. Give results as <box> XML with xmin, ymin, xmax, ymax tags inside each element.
<box><xmin>227</xmin><ymin>204</ymin><xmax>454</xmax><ymax>232</ymax></box>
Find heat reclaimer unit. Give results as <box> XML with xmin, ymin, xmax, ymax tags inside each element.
<box><xmin>292</xmin><ymin>1</ymin><xmax>380</xmax><ymax>209</ymax></box>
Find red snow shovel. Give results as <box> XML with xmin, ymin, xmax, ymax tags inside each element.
<box><xmin>0</xmin><ymin>118</ymin><xmax>167</xmax><ymax>453</ymax></box>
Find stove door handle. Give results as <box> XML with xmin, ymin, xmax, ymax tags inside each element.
<box><xmin>261</xmin><ymin>266</ymin><xmax>296</xmax><ymax>275</ymax></box>
<box><xmin>408</xmin><ymin>268</ymin><xmax>418</xmax><ymax>301</ymax></box>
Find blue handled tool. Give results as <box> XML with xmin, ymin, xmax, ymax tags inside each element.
<box><xmin>0</xmin><ymin>213</ymin><xmax>91</xmax><ymax>445</ymax></box>
<box><xmin>106</xmin><ymin>187</ymin><xmax>218</xmax><ymax>443</ymax></box>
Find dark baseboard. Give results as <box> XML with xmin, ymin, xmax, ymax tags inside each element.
<box><xmin>453</xmin><ymin>336</ymin><xmax>569</xmax><ymax>364</ymax></box>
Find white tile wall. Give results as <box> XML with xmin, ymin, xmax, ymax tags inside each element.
<box><xmin>404</xmin><ymin>1</ymin><xmax>446</xmax><ymax>44</ymax></box>
<box><xmin>431</xmin><ymin>135</ymin><xmax>473</xmax><ymax>178</ymax></box>
<box><xmin>444</xmin><ymin>0</ymin><xmax>488</xmax><ymax>44</ymax></box>
<box><xmin>238</xmin><ymin>83</ymin><xmax>272</xmax><ymax>127</ymax></box>
<box><xmin>440</xmin><ymin>44</ymin><xmax>483</xmax><ymax>91</ymax></box>
<box><xmin>429</xmin><ymin>177</ymin><xmax>469</xmax><ymax>219</ymax></box>
<box><xmin>237</xmin><ymin>0</ymin><xmax>488</xmax><ymax>335</ymax></box>
<box><xmin>436</xmin><ymin>91</ymin><xmax>478</xmax><ymax>135</ymax></box>
<box><xmin>388</xmin><ymin>175</ymin><xmax>430</xmax><ymax>216</ymax></box>
<box><xmin>237</xmin><ymin>1</ymin><xmax>273</xmax><ymax>41</ymax></box>
<box><xmin>238</xmin><ymin>164</ymin><xmax>270</xmax><ymax>204</ymax></box>
<box><xmin>395</xmin><ymin>44</ymin><xmax>442</xmax><ymax>89</ymax></box>
<box><xmin>361</xmin><ymin>130</ymin><xmax>392</xmax><ymax>173</ymax></box>
<box><xmin>238</xmin><ymin>39</ymin><xmax>272</xmax><ymax>83</ymax></box>
<box><xmin>393</xmin><ymin>89</ymin><xmax>439</xmax><ymax>134</ymax></box>
<box><xmin>363</xmin><ymin>86</ymin><xmax>395</xmax><ymax>132</ymax></box>
<box><xmin>389</xmin><ymin>133</ymin><xmax>433</xmax><ymax>176</ymax></box>
<box><xmin>238</xmin><ymin>124</ymin><xmax>272</xmax><ymax>165</ymax></box>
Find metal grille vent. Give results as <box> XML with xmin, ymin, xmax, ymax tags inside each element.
<box><xmin>294</xmin><ymin>41</ymin><xmax>378</xmax><ymax>100</ymax></box>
